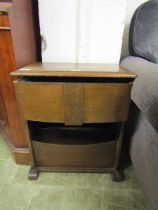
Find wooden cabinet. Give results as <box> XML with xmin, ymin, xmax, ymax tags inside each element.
<box><xmin>0</xmin><ymin>1</ymin><xmax>40</xmax><ymax>164</ymax></box>
<box><xmin>12</xmin><ymin>63</ymin><xmax>136</xmax><ymax>180</ymax></box>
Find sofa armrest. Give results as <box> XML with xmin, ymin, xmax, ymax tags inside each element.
<box><xmin>120</xmin><ymin>56</ymin><xmax>158</xmax><ymax>132</ymax></box>
<box><xmin>121</xmin><ymin>56</ymin><xmax>158</xmax><ymax>75</ymax></box>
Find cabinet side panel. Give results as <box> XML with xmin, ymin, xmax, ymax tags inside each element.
<box><xmin>9</xmin><ymin>0</ymin><xmax>37</xmax><ymax>68</ymax></box>
<box><xmin>0</xmin><ymin>28</ymin><xmax>28</xmax><ymax>147</ymax></box>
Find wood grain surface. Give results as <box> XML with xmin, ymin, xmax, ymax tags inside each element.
<box><xmin>14</xmin><ymin>82</ymin><xmax>65</xmax><ymax>122</ymax></box>
<box><xmin>11</xmin><ymin>63</ymin><xmax>136</xmax><ymax>78</ymax></box>
<box><xmin>64</xmin><ymin>83</ymin><xmax>83</xmax><ymax>125</ymax></box>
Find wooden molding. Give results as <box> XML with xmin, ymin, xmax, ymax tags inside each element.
<box><xmin>0</xmin><ymin>26</ymin><xmax>10</xmax><ymax>30</ymax></box>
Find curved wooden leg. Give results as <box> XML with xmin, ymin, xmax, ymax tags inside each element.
<box><xmin>28</xmin><ymin>167</ymin><xmax>39</xmax><ymax>180</ymax></box>
<box><xmin>112</xmin><ymin>170</ymin><xmax>124</xmax><ymax>182</ymax></box>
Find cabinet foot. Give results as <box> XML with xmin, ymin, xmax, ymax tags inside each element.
<box><xmin>112</xmin><ymin>170</ymin><xmax>124</xmax><ymax>182</ymax></box>
<box><xmin>28</xmin><ymin>167</ymin><xmax>39</xmax><ymax>180</ymax></box>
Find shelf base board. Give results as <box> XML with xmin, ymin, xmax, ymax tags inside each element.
<box><xmin>38</xmin><ymin>166</ymin><xmax>114</xmax><ymax>173</ymax></box>
<box><xmin>28</xmin><ymin>166</ymin><xmax>124</xmax><ymax>182</ymax></box>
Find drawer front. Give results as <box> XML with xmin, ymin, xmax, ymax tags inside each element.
<box><xmin>83</xmin><ymin>83</ymin><xmax>132</xmax><ymax>123</ymax></box>
<box><xmin>14</xmin><ymin>82</ymin><xmax>64</xmax><ymax>122</ymax></box>
<box><xmin>15</xmin><ymin>81</ymin><xmax>132</xmax><ymax>123</ymax></box>
<box><xmin>32</xmin><ymin>140</ymin><xmax>117</xmax><ymax>168</ymax></box>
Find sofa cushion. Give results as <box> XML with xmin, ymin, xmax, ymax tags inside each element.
<box><xmin>129</xmin><ymin>106</ymin><xmax>158</xmax><ymax>210</ymax></box>
<box><xmin>129</xmin><ymin>0</ymin><xmax>158</xmax><ymax>64</ymax></box>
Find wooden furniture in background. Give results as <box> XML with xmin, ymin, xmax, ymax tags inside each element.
<box><xmin>0</xmin><ymin>0</ymin><xmax>40</xmax><ymax>164</ymax></box>
<box><xmin>11</xmin><ymin>63</ymin><xmax>136</xmax><ymax>180</ymax></box>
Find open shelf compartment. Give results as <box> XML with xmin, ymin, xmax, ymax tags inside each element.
<box><xmin>28</xmin><ymin>122</ymin><xmax>120</xmax><ymax>169</ymax></box>
<box><xmin>28</xmin><ymin>121</ymin><xmax>121</xmax><ymax>145</ymax></box>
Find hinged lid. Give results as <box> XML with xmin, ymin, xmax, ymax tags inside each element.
<box><xmin>11</xmin><ymin>63</ymin><xmax>136</xmax><ymax>79</ymax></box>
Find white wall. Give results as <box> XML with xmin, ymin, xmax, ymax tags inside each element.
<box><xmin>39</xmin><ymin>0</ymin><xmax>78</xmax><ymax>63</ymax></box>
<box><xmin>78</xmin><ymin>0</ymin><xmax>127</xmax><ymax>63</ymax></box>
<box><xmin>38</xmin><ymin>0</ymin><xmax>148</xmax><ymax>63</ymax></box>
<box><xmin>38</xmin><ymin>0</ymin><xmax>127</xmax><ymax>64</ymax></box>
<box><xmin>121</xmin><ymin>0</ymin><xmax>147</xmax><ymax>58</ymax></box>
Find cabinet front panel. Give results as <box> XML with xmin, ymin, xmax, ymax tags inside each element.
<box><xmin>32</xmin><ymin>140</ymin><xmax>117</xmax><ymax>168</ymax></box>
<box><xmin>83</xmin><ymin>83</ymin><xmax>132</xmax><ymax>123</ymax></box>
<box><xmin>14</xmin><ymin>82</ymin><xmax>64</xmax><ymax>122</ymax></box>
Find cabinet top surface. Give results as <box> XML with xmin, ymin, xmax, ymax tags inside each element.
<box><xmin>11</xmin><ymin>63</ymin><xmax>136</xmax><ymax>79</ymax></box>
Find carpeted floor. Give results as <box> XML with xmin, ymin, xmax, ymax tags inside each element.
<box><xmin>0</xmin><ymin>136</ymin><xmax>147</xmax><ymax>210</ymax></box>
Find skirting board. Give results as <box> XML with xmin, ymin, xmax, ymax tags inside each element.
<box><xmin>13</xmin><ymin>147</ymin><xmax>31</xmax><ymax>165</ymax></box>
<box><xmin>0</xmin><ymin>128</ymin><xmax>31</xmax><ymax>165</ymax></box>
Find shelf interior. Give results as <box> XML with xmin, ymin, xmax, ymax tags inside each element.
<box><xmin>19</xmin><ymin>76</ymin><xmax>133</xmax><ymax>83</ymax></box>
<box><xmin>28</xmin><ymin>122</ymin><xmax>121</xmax><ymax>145</ymax></box>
